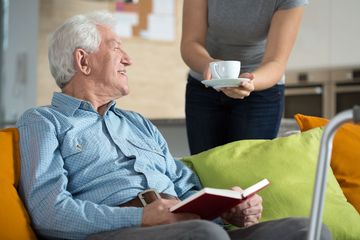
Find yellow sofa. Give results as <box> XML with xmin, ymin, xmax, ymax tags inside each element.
<box><xmin>1</xmin><ymin>119</ymin><xmax>359</xmax><ymax>239</ymax></box>
<box><xmin>0</xmin><ymin>128</ymin><xmax>37</xmax><ymax>239</ymax></box>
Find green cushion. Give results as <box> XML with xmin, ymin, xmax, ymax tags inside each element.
<box><xmin>182</xmin><ymin>127</ymin><xmax>360</xmax><ymax>240</ymax></box>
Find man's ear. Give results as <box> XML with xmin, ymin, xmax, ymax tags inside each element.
<box><xmin>74</xmin><ymin>48</ymin><xmax>91</xmax><ymax>75</ymax></box>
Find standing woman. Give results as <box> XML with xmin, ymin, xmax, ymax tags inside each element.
<box><xmin>181</xmin><ymin>0</ymin><xmax>308</xmax><ymax>154</ymax></box>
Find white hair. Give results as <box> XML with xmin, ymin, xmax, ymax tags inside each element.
<box><xmin>48</xmin><ymin>11</ymin><xmax>117</xmax><ymax>88</ymax></box>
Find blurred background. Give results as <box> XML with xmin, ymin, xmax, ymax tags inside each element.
<box><xmin>1</xmin><ymin>0</ymin><xmax>359</xmax><ymax>157</ymax></box>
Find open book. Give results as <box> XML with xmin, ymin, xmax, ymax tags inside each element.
<box><xmin>170</xmin><ymin>178</ymin><xmax>270</xmax><ymax>220</ymax></box>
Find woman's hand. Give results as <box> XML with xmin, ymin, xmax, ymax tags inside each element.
<box><xmin>203</xmin><ymin>60</ymin><xmax>218</xmax><ymax>80</ymax></box>
<box><xmin>220</xmin><ymin>73</ymin><xmax>255</xmax><ymax>99</ymax></box>
<box><xmin>203</xmin><ymin>62</ymin><xmax>255</xmax><ymax>99</ymax></box>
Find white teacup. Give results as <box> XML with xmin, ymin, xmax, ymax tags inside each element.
<box><xmin>210</xmin><ymin>60</ymin><xmax>241</xmax><ymax>80</ymax></box>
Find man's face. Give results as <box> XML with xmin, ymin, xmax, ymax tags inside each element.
<box><xmin>88</xmin><ymin>25</ymin><xmax>132</xmax><ymax>99</ymax></box>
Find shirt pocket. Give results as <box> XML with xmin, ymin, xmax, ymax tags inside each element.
<box><xmin>126</xmin><ymin>137</ymin><xmax>167</xmax><ymax>172</ymax></box>
<box><xmin>60</xmin><ymin>128</ymin><xmax>108</xmax><ymax>161</ymax></box>
<box><xmin>60</xmin><ymin>137</ymin><xmax>83</xmax><ymax>159</ymax></box>
<box><xmin>126</xmin><ymin>137</ymin><xmax>165</xmax><ymax>157</ymax></box>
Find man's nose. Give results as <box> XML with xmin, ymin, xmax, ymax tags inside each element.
<box><xmin>122</xmin><ymin>52</ymin><xmax>132</xmax><ymax>66</ymax></box>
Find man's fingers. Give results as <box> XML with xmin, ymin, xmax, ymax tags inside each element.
<box><xmin>244</xmin><ymin>214</ymin><xmax>261</xmax><ymax>227</ymax></box>
<box><xmin>243</xmin><ymin>206</ymin><xmax>262</xmax><ymax>215</ymax></box>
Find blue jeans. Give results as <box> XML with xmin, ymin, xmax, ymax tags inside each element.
<box><xmin>185</xmin><ymin>74</ymin><xmax>284</xmax><ymax>154</ymax></box>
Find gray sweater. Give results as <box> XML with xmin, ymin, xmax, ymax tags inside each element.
<box><xmin>189</xmin><ymin>0</ymin><xmax>308</xmax><ymax>83</ymax></box>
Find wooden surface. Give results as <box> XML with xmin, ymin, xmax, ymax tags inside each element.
<box><xmin>38</xmin><ymin>0</ymin><xmax>187</xmax><ymax>119</ymax></box>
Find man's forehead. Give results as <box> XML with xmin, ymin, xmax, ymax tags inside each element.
<box><xmin>109</xmin><ymin>39</ymin><xmax>122</xmax><ymax>46</ymax></box>
<box><xmin>96</xmin><ymin>24</ymin><xmax>122</xmax><ymax>44</ymax></box>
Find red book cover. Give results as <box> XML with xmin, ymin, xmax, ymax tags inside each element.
<box><xmin>170</xmin><ymin>179</ymin><xmax>270</xmax><ymax>220</ymax></box>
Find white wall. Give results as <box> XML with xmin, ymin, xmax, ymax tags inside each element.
<box><xmin>288</xmin><ymin>0</ymin><xmax>360</xmax><ymax>70</ymax></box>
<box><xmin>0</xmin><ymin>0</ymin><xmax>38</xmax><ymax>126</ymax></box>
<box><xmin>329</xmin><ymin>0</ymin><xmax>360</xmax><ymax>68</ymax></box>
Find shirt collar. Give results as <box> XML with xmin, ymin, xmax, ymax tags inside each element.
<box><xmin>51</xmin><ymin>92</ymin><xmax>117</xmax><ymax>116</ymax></box>
<box><xmin>108</xmin><ymin>101</ymin><xmax>117</xmax><ymax>112</ymax></box>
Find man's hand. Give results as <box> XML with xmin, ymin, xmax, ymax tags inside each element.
<box><xmin>221</xmin><ymin>186</ymin><xmax>263</xmax><ymax>228</ymax></box>
<box><xmin>141</xmin><ymin>198</ymin><xmax>200</xmax><ymax>227</ymax></box>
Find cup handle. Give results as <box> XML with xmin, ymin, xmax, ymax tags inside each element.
<box><xmin>210</xmin><ymin>62</ymin><xmax>221</xmax><ymax>79</ymax></box>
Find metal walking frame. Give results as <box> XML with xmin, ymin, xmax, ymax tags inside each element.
<box><xmin>307</xmin><ymin>105</ymin><xmax>360</xmax><ymax>240</ymax></box>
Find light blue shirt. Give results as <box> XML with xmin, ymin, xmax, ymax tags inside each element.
<box><xmin>16</xmin><ymin>92</ymin><xmax>201</xmax><ymax>240</ymax></box>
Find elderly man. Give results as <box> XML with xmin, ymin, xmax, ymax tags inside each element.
<box><xmin>16</xmin><ymin>11</ymin><xmax>331</xmax><ymax>240</ymax></box>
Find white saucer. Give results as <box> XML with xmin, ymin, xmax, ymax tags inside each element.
<box><xmin>201</xmin><ymin>78</ymin><xmax>250</xmax><ymax>90</ymax></box>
